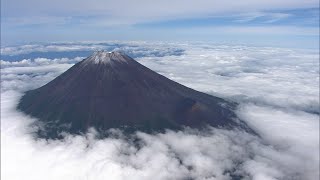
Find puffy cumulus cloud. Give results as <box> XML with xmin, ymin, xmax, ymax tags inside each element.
<box><xmin>2</xmin><ymin>94</ymin><xmax>317</xmax><ymax>180</ymax></box>
<box><xmin>238</xmin><ymin>104</ymin><xmax>319</xmax><ymax>180</ymax></box>
<box><xmin>1</xmin><ymin>42</ymin><xmax>319</xmax><ymax>180</ymax></box>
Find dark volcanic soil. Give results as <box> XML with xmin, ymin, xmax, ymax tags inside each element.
<box><xmin>18</xmin><ymin>51</ymin><xmax>253</xmax><ymax>138</ymax></box>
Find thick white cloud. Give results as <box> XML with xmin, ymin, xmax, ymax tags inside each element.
<box><xmin>138</xmin><ymin>44</ymin><xmax>319</xmax><ymax>113</ymax></box>
<box><xmin>1</xmin><ymin>42</ymin><xmax>319</xmax><ymax>180</ymax></box>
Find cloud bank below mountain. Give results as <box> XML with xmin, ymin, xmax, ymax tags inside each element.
<box><xmin>1</xmin><ymin>42</ymin><xmax>319</xmax><ymax>180</ymax></box>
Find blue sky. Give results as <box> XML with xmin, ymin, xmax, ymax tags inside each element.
<box><xmin>1</xmin><ymin>0</ymin><xmax>319</xmax><ymax>48</ymax></box>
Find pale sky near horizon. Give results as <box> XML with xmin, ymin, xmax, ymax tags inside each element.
<box><xmin>1</xmin><ymin>0</ymin><xmax>319</xmax><ymax>48</ymax></box>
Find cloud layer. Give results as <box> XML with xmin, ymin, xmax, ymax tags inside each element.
<box><xmin>1</xmin><ymin>42</ymin><xmax>319</xmax><ymax>180</ymax></box>
<box><xmin>139</xmin><ymin>44</ymin><xmax>319</xmax><ymax>113</ymax></box>
<box><xmin>1</xmin><ymin>42</ymin><xmax>184</xmax><ymax>61</ymax></box>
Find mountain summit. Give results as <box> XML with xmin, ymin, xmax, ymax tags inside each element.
<box><xmin>85</xmin><ymin>51</ymin><xmax>130</xmax><ymax>64</ymax></box>
<box><xmin>18</xmin><ymin>51</ymin><xmax>253</xmax><ymax>138</ymax></box>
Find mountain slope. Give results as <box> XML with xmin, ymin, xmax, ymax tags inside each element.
<box><xmin>18</xmin><ymin>51</ymin><xmax>252</xmax><ymax>138</ymax></box>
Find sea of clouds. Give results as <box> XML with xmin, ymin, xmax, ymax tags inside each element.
<box><xmin>1</xmin><ymin>42</ymin><xmax>319</xmax><ymax>180</ymax></box>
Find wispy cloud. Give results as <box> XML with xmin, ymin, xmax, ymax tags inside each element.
<box><xmin>2</xmin><ymin>0</ymin><xmax>318</xmax><ymax>27</ymax></box>
<box><xmin>2</xmin><ymin>0</ymin><xmax>318</xmax><ymax>46</ymax></box>
<box><xmin>212</xmin><ymin>25</ymin><xmax>319</xmax><ymax>36</ymax></box>
<box><xmin>234</xmin><ymin>12</ymin><xmax>292</xmax><ymax>23</ymax></box>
